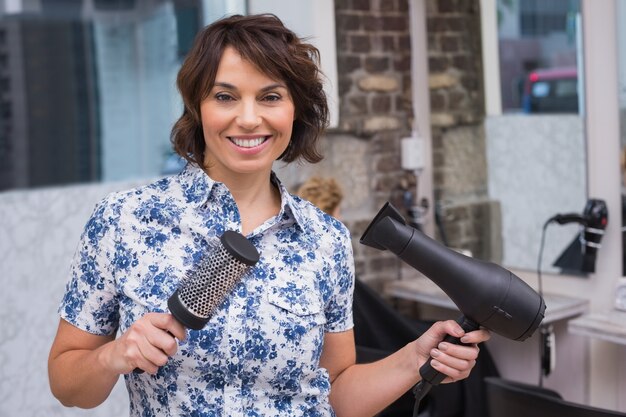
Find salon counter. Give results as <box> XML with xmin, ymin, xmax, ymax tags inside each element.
<box><xmin>384</xmin><ymin>276</ymin><xmax>590</xmax><ymax>403</ymax></box>
<box><xmin>568</xmin><ymin>309</ymin><xmax>626</xmax><ymax>345</ymax></box>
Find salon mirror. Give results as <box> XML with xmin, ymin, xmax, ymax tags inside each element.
<box><xmin>484</xmin><ymin>0</ymin><xmax>588</xmax><ymax>275</ymax></box>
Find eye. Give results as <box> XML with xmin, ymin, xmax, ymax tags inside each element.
<box><xmin>215</xmin><ymin>92</ymin><xmax>234</xmax><ymax>102</ymax></box>
<box><xmin>262</xmin><ymin>93</ymin><xmax>281</xmax><ymax>102</ymax></box>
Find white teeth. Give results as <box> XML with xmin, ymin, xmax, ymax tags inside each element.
<box><xmin>231</xmin><ymin>137</ymin><xmax>266</xmax><ymax>148</ymax></box>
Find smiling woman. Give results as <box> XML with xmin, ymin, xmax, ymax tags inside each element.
<box><xmin>199</xmin><ymin>47</ymin><xmax>296</xmax><ymax>181</ymax></box>
<box><xmin>47</xmin><ymin>13</ymin><xmax>490</xmax><ymax>417</ymax></box>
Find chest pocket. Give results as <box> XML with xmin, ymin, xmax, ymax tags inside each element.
<box><xmin>266</xmin><ymin>284</ymin><xmax>327</xmax><ymax>326</ymax></box>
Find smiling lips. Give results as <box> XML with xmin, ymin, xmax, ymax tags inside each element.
<box><xmin>229</xmin><ymin>136</ymin><xmax>269</xmax><ymax>148</ymax></box>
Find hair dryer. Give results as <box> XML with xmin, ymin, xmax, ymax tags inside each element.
<box><xmin>360</xmin><ymin>202</ymin><xmax>546</xmax><ymax>406</ymax></box>
<box><xmin>550</xmin><ymin>198</ymin><xmax>608</xmax><ymax>274</ymax></box>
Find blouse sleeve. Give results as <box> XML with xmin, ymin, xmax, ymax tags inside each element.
<box><xmin>324</xmin><ymin>225</ymin><xmax>355</xmax><ymax>333</ymax></box>
<box><xmin>58</xmin><ymin>195</ymin><xmax>120</xmax><ymax>336</ymax></box>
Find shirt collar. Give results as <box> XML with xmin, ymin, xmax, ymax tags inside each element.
<box><xmin>177</xmin><ymin>163</ymin><xmax>308</xmax><ymax>232</ymax></box>
<box><xmin>272</xmin><ymin>173</ymin><xmax>308</xmax><ymax>232</ymax></box>
<box><xmin>177</xmin><ymin>163</ymin><xmax>218</xmax><ymax>207</ymax></box>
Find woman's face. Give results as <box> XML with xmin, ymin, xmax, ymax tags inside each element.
<box><xmin>200</xmin><ymin>46</ymin><xmax>295</xmax><ymax>180</ymax></box>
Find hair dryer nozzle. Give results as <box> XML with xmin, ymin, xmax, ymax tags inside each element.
<box><xmin>360</xmin><ymin>202</ymin><xmax>407</xmax><ymax>250</ymax></box>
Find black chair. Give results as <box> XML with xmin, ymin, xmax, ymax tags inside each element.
<box><xmin>353</xmin><ymin>278</ymin><xmax>500</xmax><ymax>417</ymax></box>
<box><xmin>485</xmin><ymin>377</ymin><xmax>626</xmax><ymax>417</ymax></box>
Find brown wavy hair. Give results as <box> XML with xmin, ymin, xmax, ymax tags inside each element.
<box><xmin>171</xmin><ymin>14</ymin><xmax>329</xmax><ymax>168</ymax></box>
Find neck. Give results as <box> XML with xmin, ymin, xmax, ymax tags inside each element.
<box><xmin>205</xmin><ymin>167</ymin><xmax>281</xmax><ymax>235</ymax></box>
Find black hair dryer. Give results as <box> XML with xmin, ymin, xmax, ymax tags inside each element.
<box><xmin>360</xmin><ymin>202</ymin><xmax>546</xmax><ymax>401</ymax></box>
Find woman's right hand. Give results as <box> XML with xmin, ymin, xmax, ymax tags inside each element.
<box><xmin>106</xmin><ymin>312</ymin><xmax>187</xmax><ymax>375</ymax></box>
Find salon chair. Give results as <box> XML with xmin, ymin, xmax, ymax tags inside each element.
<box><xmin>485</xmin><ymin>377</ymin><xmax>626</xmax><ymax>417</ymax></box>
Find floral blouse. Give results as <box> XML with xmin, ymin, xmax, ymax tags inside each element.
<box><xmin>59</xmin><ymin>163</ymin><xmax>355</xmax><ymax>417</ymax></box>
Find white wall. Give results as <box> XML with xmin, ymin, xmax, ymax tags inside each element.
<box><xmin>0</xmin><ymin>180</ymin><xmax>154</xmax><ymax>416</ymax></box>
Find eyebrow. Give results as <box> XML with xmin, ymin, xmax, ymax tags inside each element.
<box><xmin>213</xmin><ymin>82</ymin><xmax>287</xmax><ymax>92</ymax></box>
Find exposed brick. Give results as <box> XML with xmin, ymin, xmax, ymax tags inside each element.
<box><xmin>448</xmin><ymin>91</ymin><xmax>466</xmax><ymax>109</ymax></box>
<box><xmin>398</xmin><ymin>34</ymin><xmax>411</xmax><ymax>50</ymax></box>
<box><xmin>336</xmin><ymin>33</ymin><xmax>350</xmax><ymax>51</ymax></box>
<box><xmin>371</xmin><ymin>95</ymin><xmax>391</xmax><ymax>113</ymax></box>
<box><xmin>396</xmin><ymin>94</ymin><xmax>411</xmax><ymax>113</ymax></box>
<box><xmin>375</xmin><ymin>174</ymin><xmax>404</xmax><ymax>193</ymax></box>
<box><xmin>447</xmin><ymin>16</ymin><xmax>467</xmax><ymax>32</ymax></box>
<box><xmin>351</xmin><ymin>34</ymin><xmax>371</xmax><ymax>53</ymax></box>
<box><xmin>460</xmin><ymin>74</ymin><xmax>479</xmax><ymax>91</ymax></box>
<box><xmin>363</xmin><ymin>15</ymin><xmax>384</xmax><ymax>31</ymax></box>
<box><xmin>349</xmin><ymin>96</ymin><xmax>368</xmax><ymax>113</ymax></box>
<box><xmin>352</xmin><ymin>0</ymin><xmax>371</xmax><ymax>11</ymax></box>
<box><xmin>364</xmin><ymin>56</ymin><xmax>390</xmax><ymax>72</ymax></box>
<box><xmin>363</xmin><ymin>115</ymin><xmax>402</xmax><ymax>132</ymax></box>
<box><xmin>379</xmin><ymin>0</ymin><xmax>397</xmax><ymax>12</ymax></box>
<box><xmin>430</xmin><ymin>90</ymin><xmax>446</xmax><ymax>111</ymax></box>
<box><xmin>393</xmin><ymin>55</ymin><xmax>411</xmax><ymax>72</ymax></box>
<box><xmin>337</xmin><ymin>74</ymin><xmax>353</xmax><ymax>96</ymax></box>
<box><xmin>427</xmin><ymin>34</ymin><xmax>439</xmax><ymax>50</ymax></box>
<box><xmin>381</xmin><ymin>35</ymin><xmax>396</xmax><ymax>51</ymax></box>
<box><xmin>429</xmin><ymin>56</ymin><xmax>450</xmax><ymax>72</ymax></box>
<box><xmin>376</xmin><ymin>152</ymin><xmax>402</xmax><ymax>171</ymax></box>
<box><xmin>337</xmin><ymin>55</ymin><xmax>362</xmax><ymax>73</ymax></box>
<box><xmin>429</xmin><ymin>73</ymin><xmax>458</xmax><ymax>89</ymax></box>
<box><xmin>438</xmin><ymin>0</ymin><xmax>458</xmax><ymax>14</ymax></box>
<box><xmin>427</xmin><ymin>17</ymin><xmax>447</xmax><ymax>32</ymax></box>
<box><xmin>336</xmin><ymin>13</ymin><xmax>361</xmax><ymax>31</ymax></box>
<box><xmin>441</xmin><ymin>35</ymin><xmax>458</xmax><ymax>52</ymax></box>
<box><xmin>452</xmin><ymin>55</ymin><xmax>471</xmax><ymax>71</ymax></box>
<box><xmin>372</xmin><ymin>132</ymin><xmax>403</xmax><ymax>152</ymax></box>
<box><xmin>358</xmin><ymin>74</ymin><xmax>399</xmax><ymax>92</ymax></box>
<box><xmin>382</xmin><ymin>16</ymin><xmax>408</xmax><ymax>31</ymax></box>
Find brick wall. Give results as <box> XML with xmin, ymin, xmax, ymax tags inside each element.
<box><xmin>425</xmin><ymin>0</ymin><xmax>502</xmax><ymax>262</ymax></box>
<box><xmin>332</xmin><ymin>0</ymin><xmax>415</xmax><ymax>286</ymax></box>
<box><xmin>328</xmin><ymin>0</ymin><xmax>500</xmax><ymax>288</ymax></box>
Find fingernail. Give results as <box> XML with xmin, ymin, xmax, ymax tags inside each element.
<box><xmin>438</xmin><ymin>342</ymin><xmax>448</xmax><ymax>351</ymax></box>
<box><xmin>431</xmin><ymin>348</ymin><xmax>441</xmax><ymax>357</ymax></box>
<box><xmin>431</xmin><ymin>359</ymin><xmax>441</xmax><ymax>368</ymax></box>
<box><xmin>460</xmin><ymin>336</ymin><xmax>469</xmax><ymax>343</ymax></box>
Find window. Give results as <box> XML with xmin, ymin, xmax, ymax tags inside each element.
<box><xmin>497</xmin><ymin>0</ymin><xmax>582</xmax><ymax>113</ymax></box>
<box><xmin>0</xmin><ymin>0</ymin><xmax>337</xmax><ymax>192</ymax></box>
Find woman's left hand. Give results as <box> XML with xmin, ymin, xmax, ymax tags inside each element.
<box><xmin>413</xmin><ymin>320</ymin><xmax>491</xmax><ymax>383</ymax></box>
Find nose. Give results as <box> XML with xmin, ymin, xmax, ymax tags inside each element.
<box><xmin>236</xmin><ymin>100</ymin><xmax>262</xmax><ymax>130</ymax></box>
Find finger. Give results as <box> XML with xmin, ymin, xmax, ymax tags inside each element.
<box><xmin>437</xmin><ymin>341</ymin><xmax>480</xmax><ymax>361</ymax></box>
<box><xmin>431</xmin><ymin>320</ymin><xmax>465</xmax><ymax>340</ymax></box>
<box><xmin>119</xmin><ymin>340</ymin><xmax>157</xmax><ymax>375</ymax></box>
<box><xmin>145</xmin><ymin>328</ymin><xmax>179</xmax><ymax>357</ymax></box>
<box><xmin>430</xmin><ymin>357</ymin><xmax>476</xmax><ymax>383</ymax></box>
<box><xmin>136</xmin><ymin>338</ymin><xmax>170</xmax><ymax>372</ymax></box>
<box><xmin>460</xmin><ymin>329</ymin><xmax>491</xmax><ymax>344</ymax></box>
<box><xmin>148</xmin><ymin>313</ymin><xmax>187</xmax><ymax>341</ymax></box>
<box><xmin>431</xmin><ymin>346</ymin><xmax>476</xmax><ymax>370</ymax></box>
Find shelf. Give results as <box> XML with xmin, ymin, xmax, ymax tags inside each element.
<box><xmin>385</xmin><ymin>276</ymin><xmax>589</xmax><ymax>325</ymax></box>
<box><xmin>568</xmin><ymin>310</ymin><xmax>626</xmax><ymax>346</ymax></box>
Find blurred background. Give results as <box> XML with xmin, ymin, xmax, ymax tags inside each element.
<box><xmin>1</xmin><ymin>0</ymin><xmax>626</xmax><ymax>415</ymax></box>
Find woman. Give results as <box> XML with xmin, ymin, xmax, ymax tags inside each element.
<box><xmin>48</xmin><ymin>14</ymin><xmax>490</xmax><ymax>417</ymax></box>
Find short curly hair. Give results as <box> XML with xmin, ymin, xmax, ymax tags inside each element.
<box><xmin>171</xmin><ymin>14</ymin><xmax>329</xmax><ymax>168</ymax></box>
<box><xmin>296</xmin><ymin>177</ymin><xmax>344</xmax><ymax>215</ymax></box>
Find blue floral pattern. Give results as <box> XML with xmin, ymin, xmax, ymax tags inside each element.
<box><xmin>59</xmin><ymin>163</ymin><xmax>355</xmax><ymax>416</ymax></box>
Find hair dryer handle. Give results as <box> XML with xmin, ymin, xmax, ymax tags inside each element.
<box><xmin>419</xmin><ymin>316</ymin><xmax>480</xmax><ymax>385</ymax></box>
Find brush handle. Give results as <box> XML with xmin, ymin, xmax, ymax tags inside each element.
<box><xmin>419</xmin><ymin>315</ymin><xmax>480</xmax><ymax>385</ymax></box>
